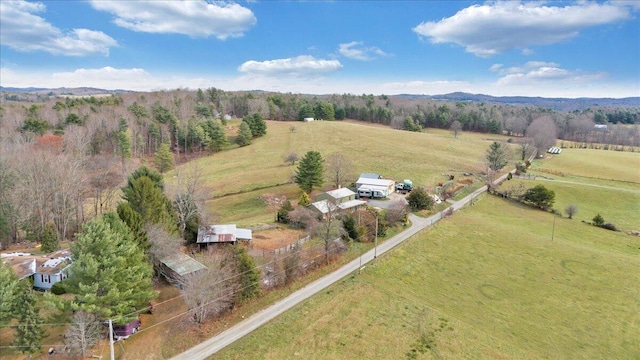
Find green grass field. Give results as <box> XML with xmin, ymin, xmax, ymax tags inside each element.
<box><xmin>215</xmin><ymin>195</ymin><xmax>640</xmax><ymax>359</ymax></box>
<box><xmin>167</xmin><ymin>121</ymin><xmax>516</xmax><ymax>226</ymax></box>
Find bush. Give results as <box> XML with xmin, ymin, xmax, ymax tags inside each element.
<box><xmin>592</xmin><ymin>213</ymin><xmax>605</xmax><ymax>226</ymax></box>
<box><xmin>407</xmin><ymin>188</ymin><xmax>434</xmax><ymax>211</ymax></box>
<box><xmin>522</xmin><ymin>185</ymin><xmax>555</xmax><ymax>210</ymax></box>
<box><xmin>600</xmin><ymin>223</ymin><xmax>619</xmax><ymax>231</ymax></box>
<box><xmin>51</xmin><ymin>281</ymin><xmax>67</xmax><ymax>295</ymax></box>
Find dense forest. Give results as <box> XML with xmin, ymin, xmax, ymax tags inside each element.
<box><xmin>0</xmin><ymin>88</ymin><xmax>638</xmax><ymax>248</ymax></box>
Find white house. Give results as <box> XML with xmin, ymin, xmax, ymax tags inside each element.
<box><xmin>33</xmin><ymin>250</ymin><xmax>72</xmax><ymax>290</ymax></box>
<box><xmin>311</xmin><ymin>188</ymin><xmax>366</xmax><ymax>217</ymax></box>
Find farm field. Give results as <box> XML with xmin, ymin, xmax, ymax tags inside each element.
<box><xmin>215</xmin><ymin>193</ymin><xmax>640</xmax><ymax>359</ymax></box>
<box><xmin>166</xmin><ymin>120</ymin><xmax>516</xmax><ymax>226</ymax></box>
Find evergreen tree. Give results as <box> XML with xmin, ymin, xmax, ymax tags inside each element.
<box><xmin>67</xmin><ymin>213</ymin><xmax>154</xmax><ymax>320</ymax></box>
<box><xmin>407</xmin><ymin>187</ymin><xmax>434</xmax><ymax>211</ymax></box>
<box><xmin>121</xmin><ymin>176</ymin><xmax>175</xmax><ymax>229</ymax></box>
<box><xmin>232</xmin><ymin>246</ymin><xmax>260</xmax><ymax>303</ymax></box>
<box><xmin>154</xmin><ymin>143</ymin><xmax>174</xmax><ymax>174</ymax></box>
<box><xmin>298</xmin><ymin>192</ymin><xmax>311</xmax><ymax>206</ymax></box>
<box><xmin>295</xmin><ymin>151</ymin><xmax>324</xmax><ymax>193</ymax></box>
<box><xmin>203</xmin><ymin>120</ymin><xmax>228</xmax><ymax>152</ymax></box>
<box><xmin>486</xmin><ymin>141</ymin><xmax>509</xmax><ymax>173</ymax></box>
<box><xmin>0</xmin><ymin>262</ymin><xmax>20</xmax><ymax>324</ymax></box>
<box><xmin>116</xmin><ymin>202</ymin><xmax>147</xmax><ymax>247</ymax></box>
<box><xmin>243</xmin><ymin>113</ymin><xmax>267</xmax><ymax>137</ymax></box>
<box><xmin>127</xmin><ymin>166</ymin><xmax>164</xmax><ymax>190</ymax></box>
<box><xmin>116</xmin><ymin>119</ymin><xmax>132</xmax><ymax>169</ymax></box>
<box><xmin>40</xmin><ymin>222</ymin><xmax>59</xmax><ymax>253</ymax></box>
<box><xmin>236</xmin><ymin>122</ymin><xmax>252</xmax><ymax>146</ymax></box>
<box><xmin>522</xmin><ymin>185</ymin><xmax>555</xmax><ymax>210</ymax></box>
<box><xmin>12</xmin><ymin>288</ymin><xmax>45</xmax><ymax>359</ymax></box>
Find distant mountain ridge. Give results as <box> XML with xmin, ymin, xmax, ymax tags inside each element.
<box><xmin>2</xmin><ymin>87</ymin><xmax>638</xmax><ymax>111</ymax></box>
<box><xmin>396</xmin><ymin>92</ymin><xmax>640</xmax><ymax>111</ymax></box>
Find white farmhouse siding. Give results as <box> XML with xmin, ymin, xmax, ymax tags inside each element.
<box><xmin>33</xmin><ymin>251</ymin><xmax>72</xmax><ymax>290</ymax></box>
<box><xmin>355</xmin><ymin>177</ymin><xmax>395</xmax><ymax>197</ymax></box>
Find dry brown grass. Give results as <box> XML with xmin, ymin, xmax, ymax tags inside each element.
<box><xmin>251</xmin><ymin>228</ymin><xmax>306</xmax><ymax>251</ymax></box>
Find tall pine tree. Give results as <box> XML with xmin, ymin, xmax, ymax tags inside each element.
<box><xmin>154</xmin><ymin>143</ymin><xmax>174</xmax><ymax>174</ymax></box>
<box><xmin>66</xmin><ymin>213</ymin><xmax>154</xmax><ymax>321</ymax></box>
<box><xmin>236</xmin><ymin>122</ymin><xmax>252</xmax><ymax>146</ymax></box>
<box><xmin>40</xmin><ymin>222</ymin><xmax>59</xmax><ymax>253</ymax></box>
<box><xmin>12</xmin><ymin>288</ymin><xmax>45</xmax><ymax>359</ymax></box>
<box><xmin>295</xmin><ymin>151</ymin><xmax>324</xmax><ymax>193</ymax></box>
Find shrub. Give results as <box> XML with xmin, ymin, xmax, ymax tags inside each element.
<box><xmin>51</xmin><ymin>281</ymin><xmax>67</xmax><ymax>295</ymax></box>
<box><xmin>407</xmin><ymin>187</ymin><xmax>434</xmax><ymax>211</ymax></box>
<box><xmin>600</xmin><ymin>223</ymin><xmax>619</xmax><ymax>231</ymax></box>
<box><xmin>592</xmin><ymin>213</ymin><xmax>605</xmax><ymax>226</ymax></box>
<box><xmin>522</xmin><ymin>185</ymin><xmax>555</xmax><ymax>210</ymax></box>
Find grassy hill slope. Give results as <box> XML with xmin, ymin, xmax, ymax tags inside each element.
<box><xmin>170</xmin><ymin>121</ymin><xmax>513</xmax><ymax>226</ymax></box>
<box><xmin>216</xmin><ymin>194</ymin><xmax>640</xmax><ymax>359</ymax></box>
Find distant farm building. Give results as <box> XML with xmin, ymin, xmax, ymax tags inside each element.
<box><xmin>196</xmin><ymin>224</ymin><xmax>253</xmax><ymax>246</ymax></box>
<box><xmin>303</xmin><ymin>117</ymin><xmax>315</xmax><ymax>122</ymax></box>
<box><xmin>547</xmin><ymin>147</ymin><xmax>562</xmax><ymax>154</ymax></box>
<box><xmin>594</xmin><ymin>124</ymin><xmax>608</xmax><ymax>130</ymax></box>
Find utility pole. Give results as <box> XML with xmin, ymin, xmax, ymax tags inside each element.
<box><xmin>551</xmin><ymin>214</ymin><xmax>556</xmax><ymax>242</ymax></box>
<box><xmin>108</xmin><ymin>319</ymin><xmax>115</xmax><ymax>360</ymax></box>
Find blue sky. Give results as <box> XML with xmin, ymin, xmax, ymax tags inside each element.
<box><xmin>1</xmin><ymin>0</ymin><xmax>638</xmax><ymax>98</ymax></box>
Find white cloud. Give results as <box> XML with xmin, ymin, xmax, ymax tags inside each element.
<box><xmin>89</xmin><ymin>0</ymin><xmax>256</xmax><ymax>39</ymax></box>
<box><xmin>413</xmin><ymin>1</ymin><xmax>631</xmax><ymax>57</ymax></box>
<box><xmin>0</xmin><ymin>1</ymin><xmax>117</xmax><ymax>56</ymax></box>
<box><xmin>238</xmin><ymin>55</ymin><xmax>343</xmax><ymax>77</ymax></box>
<box><xmin>1</xmin><ymin>65</ymin><xmax>635</xmax><ymax>98</ymax></box>
<box><xmin>492</xmin><ymin>61</ymin><xmax>607</xmax><ymax>86</ymax></box>
<box><xmin>338</xmin><ymin>41</ymin><xmax>390</xmax><ymax>61</ymax></box>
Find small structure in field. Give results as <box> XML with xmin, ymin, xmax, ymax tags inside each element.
<box><xmin>159</xmin><ymin>253</ymin><xmax>207</xmax><ymax>287</ymax></box>
<box><xmin>196</xmin><ymin>224</ymin><xmax>253</xmax><ymax>246</ymax></box>
<box><xmin>303</xmin><ymin>117</ymin><xmax>315</xmax><ymax>122</ymax></box>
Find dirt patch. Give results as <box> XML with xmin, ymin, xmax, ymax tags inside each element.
<box><xmin>251</xmin><ymin>227</ymin><xmax>306</xmax><ymax>251</ymax></box>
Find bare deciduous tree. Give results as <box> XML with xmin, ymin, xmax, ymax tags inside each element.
<box><xmin>168</xmin><ymin>163</ymin><xmax>208</xmax><ymax>240</ymax></box>
<box><xmin>565</xmin><ymin>204</ymin><xmax>578</xmax><ymax>219</ymax></box>
<box><xmin>146</xmin><ymin>224</ymin><xmax>182</xmax><ymax>280</ymax></box>
<box><xmin>65</xmin><ymin>311</ymin><xmax>101</xmax><ymax>357</ymax></box>
<box><xmin>182</xmin><ymin>251</ymin><xmax>239</xmax><ymax>325</ymax></box>
<box><xmin>450</xmin><ymin>120</ymin><xmax>462</xmax><ymax>138</ymax></box>
<box><xmin>527</xmin><ymin>116</ymin><xmax>558</xmax><ymax>155</ymax></box>
<box><xmin>325</xmin><ymin>152</ymin><xmax>353</xmax><ymax>189</ymax></box>
<box><xmin>385</xmin><ymin>200</ymin><xmax>408</xmax><ymax>226</ymax></box>
<box><xmin>284</xmin><ymin>151</ymin><xmax>299</xmax><ymax>166</ymax></box>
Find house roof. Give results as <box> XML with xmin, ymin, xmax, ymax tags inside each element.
<box><xmin>325</xmin><ymin>188</ymin><xmax>356</xmax><ymax>200</ymax></box>
<box><xmin>356</xmin><ymin>178</ymin><xmax>395</xmax><ymax>187</ymax></box>
<box><xmin>339</xmin><ymin>199</ymin><xmax>367</xmax><ymax>210</ymax></box>
<box><xmin>359</xmin><ymin>173</ymin><xmax>381</xmax><ymax>179</ymax></box>
<box><xmin>311</xmin><ymin>199</ymin><xmax>366</xmax><ymax>214</ymax></box>
<box><xmin>2</xmin><ymin>249</ymin><xmax>72</xmax><ymax>278</ymax></box>
<box><xmin>160</xmin><ymin>253</ymin><xmax>206</xmax><ymax>277</ymax></box>
<box><xmin>236</xmin><ymin>228</ymin><xmax>252</xmax><ymax>240</ymax></box>
<box><xmin>36</xmin><ymin>250</ymin><xmax>72</xmax><ymax>274</ymax></box>
<box><xmin>196</xmin><ymin>224</ymin><xmax>252</xmax><ymax>243</ymax></box>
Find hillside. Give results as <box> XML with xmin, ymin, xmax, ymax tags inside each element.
<box><xmin>2</xmin><ymin>86</ymin><xmax>639</xmax><ymax>111</ymax></box>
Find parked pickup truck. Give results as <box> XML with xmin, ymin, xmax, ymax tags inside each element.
<box><xmin>112</xmin><ymin>318</ymin><xmax>141</xmax><ymax>340</ymax></box>
<box><xmin>395</xmin><ymin>179</ymin><xmax>413</xmax><ymax>193</ymax></box>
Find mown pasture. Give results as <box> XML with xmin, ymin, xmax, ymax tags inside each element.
<box><xmin>215</xmin><ymin>193</ymin><xmax>640</xmax><ymax>359</ymax></box>
<box><xmin>212</xmin><ymin>145</ymin><xmax>640</xmax><ymax>359</ymax></box>
<box><xmin>167</xmin><ymin>121</ymin><xmax>515</xmax><ymax>226</ymax></box>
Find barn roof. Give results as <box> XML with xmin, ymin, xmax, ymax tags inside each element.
<box><xmin>161</xmin><ymin>253</ymin><xmax>206</xmax><ymax>277</ymax></box>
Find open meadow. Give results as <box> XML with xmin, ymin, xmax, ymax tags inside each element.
<box><xmin>212</xmin><ymin>146</ymin><xmax>640</xmax><ymax>359</ymax></box>
<box><xmin>215</xmin><ymin>193</ymin><xmax>640</xmax><ymax>359</ymax></box>
<box><xmin>167</xmin><ymin>121</ymin><xmax>515</xmax><ymax>226</ymax></box>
